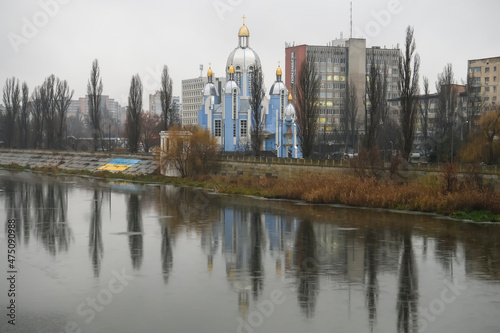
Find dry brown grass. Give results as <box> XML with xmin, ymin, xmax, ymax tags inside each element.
<box><xmin>208</xmin><ymin>172</ymin><xmax>500</xmax><ymax>215</ymax></box>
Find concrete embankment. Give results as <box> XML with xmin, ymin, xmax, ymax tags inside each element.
<box><xmin>0</xmin><ymin>150</ymin><xmax>158</xmax><ymax>175</ymax></box>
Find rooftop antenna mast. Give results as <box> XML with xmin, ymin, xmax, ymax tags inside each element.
<box><xmin>350</xmin><ymin>1</ymin><xmax>353</xmax><ymax>38</ymax></box>
<box><xmin>200</xmin><ymin>64</ymin><xmax>203</xmax><ymax>77</ymax></box>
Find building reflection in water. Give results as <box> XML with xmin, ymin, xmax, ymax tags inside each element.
<box><xmin>200</xmin><ymin>218</ymin><xmax>220</xmax><ymax>275</ymax></box>
<box><xmin>89</xmin><ymin>190</ymin><xmax>103</xmax><ymax>277</ymax></box>
<box><xmin>127</xmin><ymin>194</ymin><xmax>143</xmax><ymax>270</ymax></box>
<box><xmin>223</xmin><ymin>208</ymin><xmax>253</xmax><ymax>317</ymax></box>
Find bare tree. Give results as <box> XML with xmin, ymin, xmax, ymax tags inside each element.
<box><xmin>432</xmin><ymin>64</ymin><xmax>458</xmax><ymax>162</ymax></box>
<box><xmin>87</xmin><ymin>59</ymin><xmax>103</xmax><ymax>151</ymax></box>
<box><xmin>250</xmin><ymin>66</ymin><xmax>264</xmax><ymax>156</ymax></box>
<box><xmin>126</xmin><ymin>74</ymin><xmax>143</xmax><ymax>153</ymax></box>
<box><xmin>2</xmin><ymin>77</ymin><xmax>21</xmax><ymax>148</ymax></box>
<box><xmin>30</xmin><ymin>86</ymin><xmax>44</xmax><ymax>149</ymax></box>
<box><xmin>366</xmin><ymin>55</ymin><xmax>383</xmax><ymax>150</ymax></box>
<box><xmin>140</xmin><ymin>112</ymin><xmax>161</xmax><ymax>153</ymax></box>
<box><xmin>160</xmin><ymin>65</ymin><xmax>174</xmax><ymax>131</ymax></box>
<box><xmin>419</xmin><ymin>77</ymin><xmax>431</xmax><ymax>153</ymax></box>
<box><xmin>18</xmin><ymin>82</ymin><xmax>30</xmax><ymax>148</ymax></box>
<box><xmin>41</xmin><ymin>75</ymin><xmax>57</xmax><ymax>149</ymax></box>
<box><xmin>296</xmin><ymin>57</ymin><xmax>320</xmax><ymax>158</ymax></box>
<box><xmin>55</xmin><ymin>79</ymin><xmax>74</xmax><ymax>150</ymax></box>
<box><xmin>398</xmin><ymin>26</ymin><xmax>420</xmax><ymax>161</ymax></box>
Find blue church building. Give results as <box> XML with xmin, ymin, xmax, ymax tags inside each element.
<box><xmin>197</xmin><ymin>20</ymin><xmax>301</xmax><ymax>158</ymax></box>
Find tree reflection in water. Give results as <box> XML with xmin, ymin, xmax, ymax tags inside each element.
<box><xmin>364</xmin><ymin>226</ymin><xmax>379</xmax><ymax>331</ymax></box>
<box><xmin>250</xmin><ymin>212</ymin><xmax>264</xmax><ymax>300</ymax></box>
<box><xmin>161</xmin><ymin>223</ymin><xmax>173</xmax><ymax>284</ymax></box>
<box><xmin>396</xmin><ymin>227</ymin><xmax>419</xmax><ymax>333</ymax></box>
<box><xmin>89</xmin><ymin>190</ymin><xmax>103</xmax><ymax>277</ymax></box>
<box><xmin>294</xmin><ymin>220</ymin><xmax>319</xmax><ymax>318</ymax></box>
<box><xmin>34</xmin><ymin>182</ymin><xmax>72</xmax><ymax>256</ymax></box>
<box><xmin>127</xmin><ymin>194</ymin><xmax>143</xmax><ymax>270</ymax></box>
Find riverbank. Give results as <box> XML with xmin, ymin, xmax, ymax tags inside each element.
<box><xmin>2</xmin><ymin>162</ymin><xmax>499</xmax><ymax>222</ymax></box>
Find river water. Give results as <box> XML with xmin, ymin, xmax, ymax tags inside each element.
<box><xmin>0</xmin><ymin>170</ymin><xmax>499</xmax><ymax>333</ymax></box>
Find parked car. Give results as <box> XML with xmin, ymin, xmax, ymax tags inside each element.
<box><xmin>410</xmin><ymin>151</ymin><xmax>421</xmax><ymax>159</ymax></box>
<box><xmin>329</xmin><ymin>152</ymin><xmax>345</xmax><ymax>162</ymax></box>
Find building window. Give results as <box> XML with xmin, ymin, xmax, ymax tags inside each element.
<box><xmin>240</xmin><ymin>119</ymin><xmax>247</xmax><ymax>137</ymax></box>
<box><xmin>495</xmin><ymin>66</ymin><xmax>497</xmax><ymax>72</ymax></box>
<box><xmin>472</xmin><ymin>77</ymin><xmax>481</xmax><ymax>86</ymax></box>
<box><xmin>484</xmin><ymin>97</ymin><xmax>490</xmax><ymax>103</ymax></box>
<box><xmin>494</xmin><ymin>86</ymin><xmax>497</xmax><ymax>93</ymax></box>
<box><xmin>280</xmin><ymin>90</ymin><xmax>285</xmax><ymax>120</ymax></box>
<box><xmin>494</xmin><ymin>76</ymin><xmax>497</xmax><ymax>82</ymax></box>
<box><xmin>485</xmin><ymin>87</ymin><xmax>490</xmax><ymax>92</ymax></box>
<box><xmin>485</xmin><ymin>67</ymin><xmax>490</xmax><ymax>73</ymax></box>
<box><xmin>214</xmin><ymin>119</ymin><xmax>221</xmax><ymax>137</ymax></box>
<box><xmin>470</xmin><ymin>67</ymin><xmax>481</xmax><ymax>73</ymax></box>
<box><xmin>485</xmin><ymin>77</ymin><xmax>490</xmax><ymax>84</ymax></box>
<box><xmin>233</xmin><ymin>122</ymin><xmax>236</xmax><ymax>138</ymax></box>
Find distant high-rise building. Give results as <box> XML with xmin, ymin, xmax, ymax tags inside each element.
<box><xmin>67</xmin><ymin>100</ymin><xmax>80</xmax><ymax>117</ymax></box>
<box><xmin>149</xmin><ymin>91</ymin><xmax>162</xmax><ymax>116</ymax></box>
<box><xmin>149</xmin><ymin>91</ymin><xmax>182</xmax><ymax>124</ymax></box>
<box><xmin>285</xmin><ymin>38</ymin><xmax>400</xmax><ymax>133</ymax></box>
<box><xmin>182</xmin><ymin>76</ymin><xmax>224</xmax><ymax>126</ymax></box>
<box><xmin>72</xmin><ymin>95</ymin><xmax>122</xmax><ymax>121</ymax></box>
<box><xmin>468</xmin><ymin>56</ymin><xmax>500</xmax><ymax>111</ymax></box>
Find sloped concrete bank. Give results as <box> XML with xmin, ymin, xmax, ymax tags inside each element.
<box><xmin>0</xmin><ymin>149</ymin><xmax>158</xmax><ymax>175</ymax></box>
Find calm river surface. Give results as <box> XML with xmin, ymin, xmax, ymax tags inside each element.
<box><xmin>0</xmin><ymin>170</ymin><xmax>499</xmax><ymax>333</ymax></box>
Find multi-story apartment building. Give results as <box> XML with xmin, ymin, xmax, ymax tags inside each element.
<box><xmin>468</xmin><ymin>56</ymin><xmax>500</xmax><ymax>111</ymax></box>
<box><xmin>74</xmin><ymin>95</ymin><xmax>122</xmax><ymax>121</ymax></box>
<box><xmin>149</xmin><ymin>92</ymin><xmax>182</xmax><ymax>123</ymax></box>
<box><xmin>285</xmin><ymin>38</ymin><xmax>400</xmax><ymax>133</ymax></box>
<box><xmin>182</xmin><ymin>76</ymin><xmax>224</xmax><ymax>126</ymax></box>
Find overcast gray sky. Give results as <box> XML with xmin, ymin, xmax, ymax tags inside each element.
<box><xmin>1</xmin><ymin>0</ymin><xmax>499</xmax><ymax>108</ymax></box>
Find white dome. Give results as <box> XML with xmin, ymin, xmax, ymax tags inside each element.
<box><xmin>285</xmin><ymin>103</ymin><xmax>296</xmax><ymax>118</ymax></box>
<box><xmin>269</xmin><ymin>81</ymin><xmax>287</xmax><ymax>95</ymax></box>
<box><xmin>225</xmin><ymin>80</ymin><xmax>240</xmax><ymax>94</ymax></box>
<box><xmin>203</xmin><ymin>83</ymin><xmax>218</xmax><ymax>97</ymax></box>
<box><xmin>226</xmin><ymin>47</ymin><xmax>261</xmax><ymax>73</ymax></box>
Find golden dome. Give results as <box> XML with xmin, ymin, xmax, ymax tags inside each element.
<box><xmin>238</xmin><ymin>24</ymin><xmax>249</xmax><ymax>37</ymax></box>
<box><xmin>276</xmin><ymin>65</ymin><xmax>282</xmax><ymax>76</ymax></box>
<box><xmin>207</xmin><ymin>67</ymin><xmax>213</xmax><ymax>77</ymax></box>
<box><xmin>288</xmin><ymin>91</ymin><xmax>293</xmax><ymax>101</ymax></box>
<box><xmin>228</xmin><ymin>64</ymin><xmax>235</xmax><ymax>74</ymax></box>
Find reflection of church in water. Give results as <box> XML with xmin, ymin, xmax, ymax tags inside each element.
<box><xmin>198</xmin><ymin>18</ymin><xmax>301</xmax><ymax>158</ymax></box>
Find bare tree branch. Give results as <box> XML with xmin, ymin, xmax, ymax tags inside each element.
<box><xmin>2</xmin><ymin>77</ymin><xmax>21</xmax><ymax>148</ymax></box>
<box><xmin>398</xmin><ymin>26</ymin><xmax>420</xmax><ymax>160</ymax></box>
<box><xmin>126</xmin><ymin>74</ymin><xmax>143</xmax><ymax>153</ymax></box>
<box><xmin>160</xmin><ymin>65</ymin><xmax>174</xmax><ymax>131</ymax></box>
<box><xmin>296</xmin><ymin>57</ymin><xmax>320</xmax><ymax>158</ymax></box>
<box><xmin>250</xmin><ymin>65</ymin><xmax>264</xmax><ymax>156</ymax></box>
<box><xmin>87</xmin><ymin>59</ymin><xmax>103</xmax><ymax>151</ymax></box>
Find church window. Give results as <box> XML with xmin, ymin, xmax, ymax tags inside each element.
<box><xmin>214</xmin><ymin>120</ymin><xmax>221</xmax><ymax>137</ymax></box>
<box><xmin>240</xmin><ymin>120</ymin><xmax>247</xmax><ymax>137</ymax></box>
<box><xmin>236</xmin><ymin>72</ymin><xmax>242</xmax><ymax>88</ymax></box>
<box><xmin>232</xmin><ymin>88</ymin><xmax>237</xmax><ymax>119</ymax></box>
<box><xmin>280</xmin><ymin>90</ymin><xmax>285</xmax><ymax>121</ymax></box>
